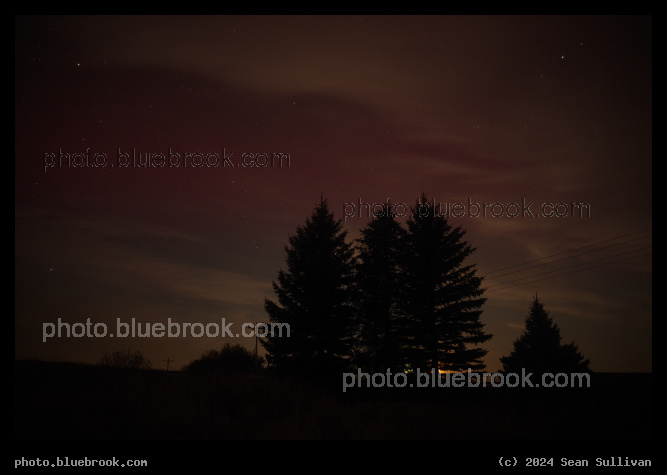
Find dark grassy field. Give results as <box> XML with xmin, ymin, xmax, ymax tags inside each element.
<box><xmin>15</xmin><ymin>360</ymin><xmax>651</xmax><ymax>440</ymax></box>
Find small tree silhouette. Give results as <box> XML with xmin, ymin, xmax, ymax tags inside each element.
<box><xmin>98</xmin><ymin>349</ymin><xmax>151</xmax><ymax>370</ymax></box>
<box><xmin>500</xmin><ymin>296</ymin><xmax>590</xmax><ymax>375</ymax></box>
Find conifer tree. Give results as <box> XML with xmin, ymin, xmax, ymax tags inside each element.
<box><xmin>354</xmin><ymin>202</ymin><xmax>409</xmax><ymax>373</ymax></box>
<box><xmin>262</xmin><ymin>197</ymin><xmax>357</xmax><ymax>376</ymax></box>
<box><xmin>402</xmin><ymin>194</ymin><xmax>490</xmax><ymax>372</ymax></box>
<box><xmin>500</xmin><ymin>296</ymin><xmax>590</xmax><ymax>374</ymax></box>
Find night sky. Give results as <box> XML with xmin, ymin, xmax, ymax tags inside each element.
<box><xmin>15</xmin><ymin>15</ymin><xmax>652</xmax><ymax>373</ymax></box>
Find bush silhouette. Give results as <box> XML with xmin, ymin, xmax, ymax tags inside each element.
<box><xmin>184</xmin><ymin>343</ymin><xmax>263</xmax><ymax>374</ymax></box>
<box><xmin>98</xmin><ymin>349</ymin><xmax>151</xmax><ymax>370</ymax></box>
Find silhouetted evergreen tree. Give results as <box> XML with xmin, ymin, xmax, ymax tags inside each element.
<box><xmin>354</xmin><ymin>202</ymin><xmax>409</xmax><ymax>373</ymax></box>
<box><xmin>500</xmin><ymin>296</ymin><xmax>590</xmax><ymax>374</ymax></box>
<box><xmin>262</xmin><ymin>197</ymin><xmax>357</xmax><ymax>377</ymax></box>
<box><xmin>402</xmin><ymin>194</ymin><xmax>490</xmax><ymax>373</ymax></box>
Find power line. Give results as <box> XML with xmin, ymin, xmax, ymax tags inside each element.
<box><xmin>477</xmin><ymin>227</ymin><xmax>651</xmax><ymax>292</ymax></box>
<box><xmin>482</xmin><ymin>227</ymin><xmax>652</xmax><ymax>276</ymax></box>
<box><xmin>485</xmin><ymin>245</ymin><xmax>652</xmax><ymax>289</ymax></box>
<box><xmin>484</xmin><ymin>235</ymin><xmax>652</xmax><ymax>281</ymax></box>
<box><xmin>486</xmin><ymin>250</ymin><xmax>651</xmax><ymax>293</ymax></box>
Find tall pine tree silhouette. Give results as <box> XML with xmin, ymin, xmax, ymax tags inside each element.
<box><xmin>262</xmin><ymin>197</ymin><xmax>357</xmax><ymax>376</ymax></box>
<box><xmin>402</xmin><ymin>193</ymin><xmax>490</xmax><ymax>373</ymax></box>
<box><xmin>500</xmin><ymin>295</ymin><xmax>590</xmax><ymax>374</ymax></box>
<box><xmin>354</xmin><ymin>202</ymin><xmax>409</xmax><ymax>373</ymax></box>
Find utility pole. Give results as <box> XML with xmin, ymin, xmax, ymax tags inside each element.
<box><xmin>163</xmin><ymin>358</ymin><xmax>173</xmax><ymax>371</ymax></box>
<box><xmin>254</xmin><ymin>322</ymin><xmax>258</xmax><ymax>374</ymax></box>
